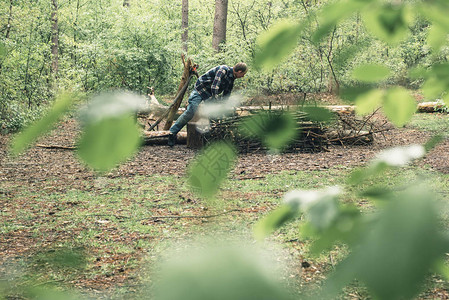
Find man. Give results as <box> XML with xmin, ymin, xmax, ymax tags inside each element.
<box><xmin>167</xmin><ymin>62</ymin><xmax>248</xmax><ymax>147</ymax></box>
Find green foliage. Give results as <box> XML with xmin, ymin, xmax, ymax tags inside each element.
<box><xmin>10</xmin><ymin>93</ymin><xmax>73</xmax><ymax>155</ymax></box>
<box><xmin>382</xmin><ymin>87</ymin><xmax>417</xmax><ymax>127</ymax></box>
<box><xmin>187</xmin><ymin>141</ymin><xmax>237</xmax><ymax>199</ymax></box>
<box><xmin>155</xmin><ymin>245</ymin><xmax>293</xmax><ymax>300</ymax></box>
<box><xmin>363</xmin><ymin>3</ymin><xmax>414</xmax><ymax>45</ymax></box>
<box><xmin>77</xmin><ymin>115</ymin><xmax>141</xmax><ymax>172</ymax></box>
<box><xmin>352</xmin><ymin>63</ymin><xmax>391</xmax><ymax>83</ymax></box>
<box><xmin>77</xmin><ymin>92</ymin><xmax>144</xmax><ymax>172</ymax></box>
<box><xmin>254</xmin><ymin>20</ymin><xmax>304</xmax><ymax>70</ymax></box>
<box><xmin>4</xmin><ymin>0</ymin><xmax>449</xmax><ymax>298</ymax></box>
<box><xmin>256</xmin><ymin>141</ymin><xmax>447</xmax><ymax>299</ymax></box>
<box><xmin>239</xmin><ymin>111</ymin><xmax>298</xmax><ymax>151</ymax></box>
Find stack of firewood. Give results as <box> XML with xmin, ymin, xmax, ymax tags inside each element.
<box><xmin>200</xmin><ymin>109</ymin><xmax>388</xmax><ymax>153</ymax></box>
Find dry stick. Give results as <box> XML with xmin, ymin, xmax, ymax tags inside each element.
<box><xmin>140</xmin><ymin>209</ymin><xmax>242</xmax><ymax>221</ymax></box>
<box><xmin>89</xmin><ymin>209</ymin><xmax>242</xmax><ymax>221</ymax></box>
<box><xmin>355</xmin><ymin>108</ymin><xmax>380</xmax><ymax>135</ymax></box>
<box><xmin>35</xmin><ymin>144</ymin><xmax>77</xmax><ymax>150</ymax></box>
<box><xmin>147</xmin><ymin>74</ymin><xmax>196</xmax><ymax>132</ymax></box>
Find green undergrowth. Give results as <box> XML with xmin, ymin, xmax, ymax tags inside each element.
<box><xmin>408</xmin><ymin>113</ymin><xmax>449</xmax><ymax>137</ymax></box>
<box><xmin>2</xmin><ymin>166</ymin><xmax>449</xmax><ymax>298</ymax></box>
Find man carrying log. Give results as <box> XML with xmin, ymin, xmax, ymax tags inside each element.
<box><xmin>167</xmin><ymin>62</ymin><xmax>248</xmax><ymax>147</ymax></box>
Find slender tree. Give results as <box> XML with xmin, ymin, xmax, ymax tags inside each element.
<box><xmin>181</xmin><ymin>0</ymin><xmax>188</xmax><ymax>53</ymax></box>
<box><xmin>51</xmin><ymin>0</ymin><xmax>59</xmax><ymax>76</ymax></box>
<box><xmin>4</xmin><ymin>0</ymin><xmax>13</xmax><ymax>39</ymax></box>
<box><xmin>212</xmin><ymin>0</ymin><xmax>228</xmax><ymax>52</ymax></box>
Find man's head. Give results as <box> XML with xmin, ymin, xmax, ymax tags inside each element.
<box><xmin>233</xmin><ymin>62</ymin><xmax>247</xmax><ymax>79</ymax></box>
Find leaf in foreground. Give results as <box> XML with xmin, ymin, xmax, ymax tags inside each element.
<box><xmin>322</xmin><ymin>188</ymin><xmax>448</xmax><ymax>300</ymax></box>
<box><xmin>363</xmin><ymin>3</ymin><xmax>413</xmax><ymax>45</ymax></box>
<box><xmin>352</xmin><ymin>64</ymin><xmax>391</xmax><ymax>83</ymax></box>
<box><xmin>239</xmin><ymin>111</ymin><xmax>297</xmax><ymax>151</ymax></box>
<box><xmin>355</xmin><ymin>88</ymin><xmax>384</xmax><ymax>116</ymax></box>
<box><xmin>155</xmin><ymin>245</ymin><xmax>293</xmax><ymax>300</ymax></box>
<box><xmin>382</xmin><ymin>87</ymin><xmax>416</xmax><ymax>127</ymax></box>
<box><xmin>188</xmin><ymin>141</ymin><xmax>237</xmax><ymax>199</ymax></box>
<box><xmin>10</xmin><ymin>93</ymin><xmax>73</xmax><ymax>155</ymax></box>
<box><xmin>254</xmin><ymin>20</ymin><xmax>303</xmax><ymax>70</ymax></box>
<box><xmin>77</xmin><ymin>115</ymin><xmax>141</xmax><ymax>172</ymax></box>
<box><xmin>254</xmin><ymin>205</ymin><xmax>297</xmax><ymax>241</ymax></box>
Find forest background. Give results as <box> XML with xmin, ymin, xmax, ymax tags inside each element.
<box><xmin>1</xmin><ymin>0</ymin><xmax>445</xmax><ymax>133</ymax></box>
<box><xmin>2</xmin><ymin>0</ymin><xmax>449</xmax><ymax>299</ymax></box>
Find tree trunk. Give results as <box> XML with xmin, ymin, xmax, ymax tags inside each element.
<box><xmin>163</xmin><ymin>55</ymin><xmax>198</xmax><ymax>130</ymax></box>
<box><xmin>212</xmin><ymin>0</ymin><xmax>228</xmax><ymax>52</ymax></box>
<box><xmin>51</xmin><ymin>0</ymin><xmax>59</xmax><ymax>76</ymax></box>
<box><xmin>181</xmin><ymin>0</ymin><xmax>188</xmax><ymax>53</ymax></box>
<box><xmin>4</xmin><ymin>0</ymin><xmax>13</xmax><ymax>39</ymax></box>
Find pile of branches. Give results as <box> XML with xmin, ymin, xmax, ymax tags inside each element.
<box><xmin>202</xmin><ymin>109</ymin><xmax>390</xmax><ymax>153</ymax></box>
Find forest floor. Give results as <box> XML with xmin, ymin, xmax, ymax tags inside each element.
<box><xmin>1</xmin><ymin>93</ymin><xmax>449</xmax><ymax>299</ymax></box>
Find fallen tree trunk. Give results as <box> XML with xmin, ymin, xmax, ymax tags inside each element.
<box><xmin>142</xmin><ymin>130</ymin><xmax>187</xmax><ymax>145</ymax></box>
<box><xmin>417</xmin><ymin>102</ymin><xmax>445</xmax><ymax>113</ymax></box>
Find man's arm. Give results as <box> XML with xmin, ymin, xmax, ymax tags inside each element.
<box><xmin>210</xmin><ymin>67</ymin><xmax>226</xmax><ymax>98</ymax></box>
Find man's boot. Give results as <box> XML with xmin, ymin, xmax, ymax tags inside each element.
<box><xmin>167</xmin><ymin>133</ymin><xmax>176</xmax><ymax>147</ymax></box>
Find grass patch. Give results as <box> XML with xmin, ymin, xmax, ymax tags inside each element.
<box><xmin>408</xmin><ymin>113</ymin><xmax>449</xmax><ymax>136</ymax></box>
<box><xmin>2</xmin><ymin>162</ymin><xmax>449</xmax><ymax>298</ymax></box>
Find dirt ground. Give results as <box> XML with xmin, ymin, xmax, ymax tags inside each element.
<box><xmin>1</xmin><ymin>113</ymin><xmax>449</xmax><ymax>192</ymax></box>
<box><xmin>1</xmin><ymin>96</ymin><xmax>449</xmax><ymax>297</ymax></box>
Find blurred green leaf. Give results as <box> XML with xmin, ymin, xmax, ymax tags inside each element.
<box><xmin>408</xmin><ymin>66</ymin><xmax>428</xmax><ymax>80</ymax></box>
<box><xmin>323</xmin><ymin>187</ymin><xmax>448</xmax><ymax>300</ymax></box>
<box><xmin>188</xmin><ymin>141</ymin><xmax>237</xmax><ymax>199</ymax></box>
<box><xmin>312</xmin><ymin>0</ymin><xmax>367</xmax><ymax>43</ymax></box>
<box><xmin>239</xmin><ymin>111</ymin><xmax>297</xmax><ymax>151</ymax></box>
<box><xmin>363</xmin><ymin>4</ymin><xmax>413</xmax><ymax>45</ymax></box>
<box><xmin>427</xmin><ymin>24</ymin><xmax>448</xmax><ymax>53</ymax></box>
<box><xmin>306</xmin><ymin>195</ymin><xmax>339</xmax><ymax>230</ymax></box>
<box><xmin>420</xmin><ymin>4</ymin><xmax>449</xmax><ymax>31</ymax></box>
<box><xmin>360</xmin><ymin>187</ymin><xmax>394</xmax><ymax>200</ymax></box>
<box><xmin>421</xmin><ymin>63</ymin><xmax>449</xmax><ymax>100</ymax></box>
<box><xmin>435</xmin><ymin>260</ymin><xmax>449</xmax><ymax>282</ymax></box>
<box><xmin>309</xmin><ymin>207</ymin><xmax>363</xmax><ymax>255</ymax></box>
<box><xmin>382</xmin><ymin>87</ymin><xmax>416</xmax><ymax>127</ymax></box>
<box><xmin>348</xmin><ymin>162</ymin><xmax>389</xmax><ymax>185</ymax></box>
<box><xmin>339</xmin><ymin>84</ymin><xmax>374</xmax><ymax>103</ymax></box>
<box><xmin>254</xmin><ymin>205</ymin><xmax>297</xmax><ymax>240</ymax></box>
<box><xmin>422</xmin><ymin>77</ymin><xmax>446</xmax><ymax>99</ymax></box>
<box><xmin>155</xmin><ymin>245</ymin><xmax>293</xmax><ymax>300</ymax></box>
<box><xmin>355</xmin><ymin>88</ymin><xmax>384</xmax><ymax>116</ymax></box>
<box><xmin>254</xmin><ymin>20</ymin><xmax>303</xmax><ymax>70</ymax></box>
<box><xmin>352</xmin><ymin>64</ymin><xmax>391</xmax><ymax>83</ymax></box>
<box><xmin>77</xmin><ymin>115</ymin><xmax>141</xmax><ymax>172</ymax></box>
<box><xmin>424</xmin><ymin>135</ymin><xmax>444</xmax><ymax>152</ymax></box>
<box><xmin>301</xmin><ymin>106</ymin><xmax>334</xmax><ymax>122</ymax></box>
<box><xmin>333</xmin><ymin>40</ymin><xmax>370</xmax><ymax>71</ymax></box>
<box><xmin>10</xmin><ymin>93</ymin><xmax>73</xmax><ymax>155</ymax></box>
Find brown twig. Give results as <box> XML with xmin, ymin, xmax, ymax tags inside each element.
<box><xmin>36</xmin><ymin>144</ymin><xmax>77</xmax><ymax>150</ymax></box>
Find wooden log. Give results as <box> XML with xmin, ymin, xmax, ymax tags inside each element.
<box><xmin>142</xmin><ymin>131</ymin><xmax>187</xmax><ymax>145</ymax></box>
<box><xmin>417</xmin><ymin>102</ymin><xmax>445</xmax><ymax>113</ymax></box>
<box><xmin>234</xmin><ymin>105</ymin><xmax>355</xmax><ymax>116</ymax></box>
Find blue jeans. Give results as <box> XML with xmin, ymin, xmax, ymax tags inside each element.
<box><xmin>169</xmin><ymin>90</ymin><xmax>203</xmax><ymax>135</ymax></box>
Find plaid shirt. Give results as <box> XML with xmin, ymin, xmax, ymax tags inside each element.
<box><xmin>194</xmin><ymin>65</ymin><xmax>235</xmax><ymax>100</ymax></box>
